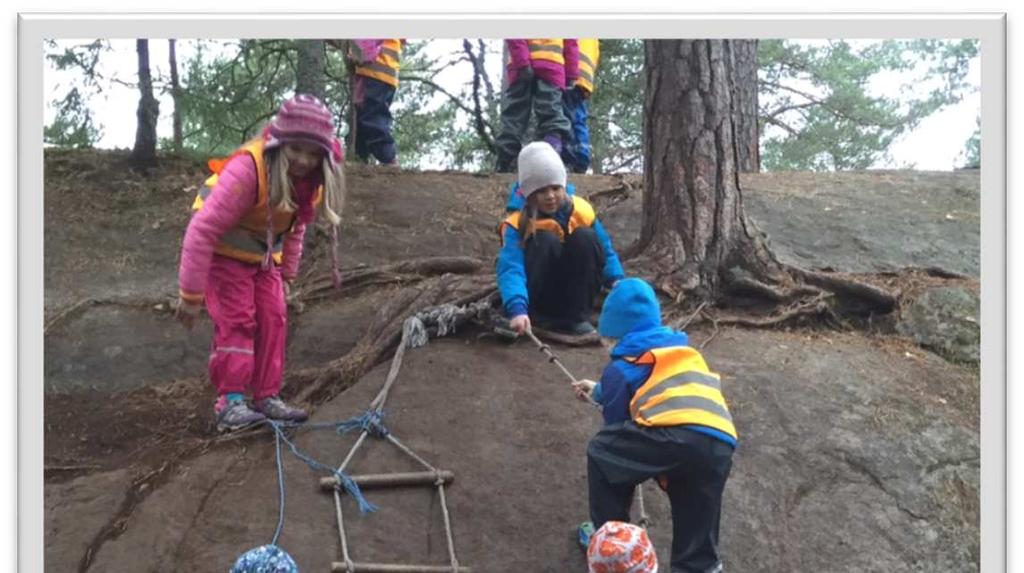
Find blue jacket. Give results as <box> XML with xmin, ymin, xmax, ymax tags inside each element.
<box><xmin>593</xmin><ymin>326</ymin><xmax>737</xmax><ymax>448</ymax></box>
<box><xmin>497</xmin><ymin>182</ymin><xmax>625</xmax><ymax>317</ymax></box>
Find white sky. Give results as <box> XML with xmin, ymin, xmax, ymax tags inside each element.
<box><xmin>43</xmin><ymin>38</ymin><xmax>981</xmax><ymax>171</ymax></box>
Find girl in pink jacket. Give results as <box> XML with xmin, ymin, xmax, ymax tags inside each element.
<box><xmin>176</xmin><ymin>94</ymin><xmax>345</xmax><ymax>432</ymax></box>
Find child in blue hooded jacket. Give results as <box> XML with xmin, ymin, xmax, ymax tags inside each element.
<box><xmin>574</xmin><ymin>278</ymin><xmax>736</xmax><ymax>573</ymax></box>
<box><xmin>496</xmin><ymin>141</ymin><xmax>625</xmax><ymax>336</ymax></box>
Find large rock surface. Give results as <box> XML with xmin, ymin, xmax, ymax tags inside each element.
<box><xmin>897</xmin><ymin>286</ymin><xmax>981</xmax><ymax>363</ymax></box>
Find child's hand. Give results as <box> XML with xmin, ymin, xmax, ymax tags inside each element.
<box><xmin>510</xmin><ymin>314</ymin><xmax>531</xmax><ymax>335</ymax></box>
<box><xmin>174</xmin><ymin>298</ymin><xmax>202</xmax><ymax>330</ymax></box>
<box><xmin>572</xmin><ymin>379</ymin><xmax>597</xmax><ymax>402</ymax></box>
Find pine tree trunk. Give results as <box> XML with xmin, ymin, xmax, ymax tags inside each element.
<box><xmin>296</xmin><ymin>40</ymin><xmax>326</xmax><ymax>99</ymax></box>
<box><xmin>168</xmin><ymin>39</ymin><xmax>183</xmax><ymax>153</ymax></box>
<box><xmin>639</xmin><ymin>40</ymin><xmax>784</xmax><ymax>298</ymax></box>
<box><xmin>591</xmin><ymin>149</ymin><xmax>604</xmax><ymax>174</ymax></box>
<box><xmin>130</xmin><ymin>39</ymin><xmax>159</xmax><ymax>169</ymax></box>
<box><xmin>732</xmin><ymin>40</ymin><xmax>760</xmax><ymax>173</ymax></box>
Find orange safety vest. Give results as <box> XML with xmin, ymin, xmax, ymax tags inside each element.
<box><xmin>191</xmin><ymin>139</ymin><xmax>323</xmax><ymax>265</ymax></box>
<box><xmin>498</xmin><ymin>195</ymin><xmax>597</xmax><ymax>245</ymax></box>
<box><xmin>575</xmin><ymin>39</ymin><xmax>600</xmax><ymax>94</ymax></box>
<box><xmin>355</xmin><ymin>39</ymin><xmax>402</xmax><ymax>88</ymax></box>
<box><xmin>625</xmin><ymin>346</ymin><xmax>738</xmax><ymax>439</ymax></box>
<box><xmin>528</xmin><ymin>39</ymin><xmax>565</xmax><ymax>66</ymax></box>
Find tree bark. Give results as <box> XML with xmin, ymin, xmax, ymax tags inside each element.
<box><xmin>168</xmin><ymin>39</ymin><xmax>183</xmax><ymax>152</ymax></box>
<box><xmin>130</xmin><ymin>39</ymin><xmax>159</xmax><ymax>169</ymax></box>
<box><xmin>639</xmin><ymin>39</ymin><xmax>896</xmax><ymax>319</ymax></box>
<box><xmin>296</xmin><ymin>40</ymin><xmax>326</xmax><ymax>99</ymax></box>
<box><xmin>639</xmin><ymin>40</ymin><xmax>786</xmax><ymax>300</ymax></box>
<box><xmin>732</xmin><ymin>40</ymin><xmax>760</xmax><ymax>173</ymax></box>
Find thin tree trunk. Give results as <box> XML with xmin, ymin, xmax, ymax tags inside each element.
<box><xmin>168</xmin><ymin>39</ymin><xmax>183</xmax><ymax>152</ymax></box>
<box><xmin>591</xmin><ymin>148</ymin><xmax>604</xmax><ymax>174</ymax></box>
<box><xmin>296</xmin><ymin>40</ymin><xmax>326</xmax><ymax>99</ymax></box>
<box><xmin>130</xmin><ymin>39</ymin><xmax>159</xmax><ymax>168</ymax></box>
<box><xmin>462</xmin><ymin>39</ymin><xmax>496</xmax><ymax>154</ymax></box>
<box><xmin>732</xmin><ymin>40</ymin><xmax>760</xmax><ymax>173</ymax></box>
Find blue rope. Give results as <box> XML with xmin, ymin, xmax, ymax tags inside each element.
<box><xmin>266</xmin><ymin>420</ymin><xmax>378</xmax><ymax>515</ymax></box>
<box><xmin>334</xmin><ymin>409</ymin><xmax>389</xmax><ymax>438</ymax></box>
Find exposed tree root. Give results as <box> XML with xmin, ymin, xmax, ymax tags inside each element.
<box><xmin>45</xmin><ymin>295</ymin><xmax>177</xmax><ymax>335</ymax></box>
<box><xmin>786</xmin><ymin>265</ymin><xmax>898</xmax><ymax>314</ymax></box>
<box><xmin>295</xmin><ymin>255</ymin><xmax>484</xmax><ymax>299</ymax></box>
<box><xmin>289</xmin><ymin>274</ymin><xmax>496</xmax><ymax>408</ymax></box>
<box><xmin>583</xmin><ymin>175</ymin><xmax>638</xmax><ymax>211</ymax></box>
<box><xmin>707</xmin><ymin>292</ymin><xmax>840</xmax><ymax>329</ymax></box>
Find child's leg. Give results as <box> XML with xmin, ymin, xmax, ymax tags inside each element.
<box><xmin>493</xmin><ymin>72</ymin><xmax>534</xmax><ymax>170</ymax></box>
<box><xmin>523</xmin><ymin>230</ymin><xmax>563</xmax><ymax>318</ymax></box>
<box><xmin>353</xmin><ymin>76</ymin><xmax>370</xmax><ymax>161</ymax></box>
<box><xmin>665</xmin><ymin>436</ymin><xmax>733</xmax><ymax>573</ymax></box>
<box><xmin>587</xmin><ymin>452</ymin><xmax>636</xmax><ymax>528</ymax></box>
<box><xmin>551</xmin><ymin>227</ymin><xmax>604</xmax><ymax>324</ymax></box>
<box><xmin>205</xmin><ymin>256</ymin><xmax>258</xmax><ymax>397</ymax></box>
<box><xmin>356</xmin><ymin>76</ymin><xmax>398</xmax><ymax>164</ymax></box>
<box><xmin>532</xmin><ymin>78</ymin><xmax>572</xmax><ymax>153</ymax></box>
<box><xmin>565</xmin><ymin>94</ymin><xmax>592</xmax><ymax>173</ymax></box>
<box><xmin>251</xmin><ymin>264</ymin><xmax>287</xmax><ymax>400</ymax></box>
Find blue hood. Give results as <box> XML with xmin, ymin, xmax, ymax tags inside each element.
<box><xmin>610</xmin><ymin>326</ymin><xmax>689</xmax><ymax>359</ymax></box>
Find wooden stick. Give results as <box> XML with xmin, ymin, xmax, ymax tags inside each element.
<box><xmin>320</xmin><ymin>470</ymin><xmax>454</xmax><ymax>491</ymax></box>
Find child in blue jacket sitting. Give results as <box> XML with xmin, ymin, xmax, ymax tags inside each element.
<box><xmin>574</xmin><ymin>278</ymin><xmax>736</xmax><ymax>573</ymax></box>
<box><xmin>496</xmin><ymin>141</ymin><xmax>624</xmax><ymax>336</ymax></box>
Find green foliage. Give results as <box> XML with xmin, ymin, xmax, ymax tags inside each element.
<box><xmin>390</xmin><ymin>41</ymin><xmax>465</xmax><ymax>169</ymax></box>
<box><xmin>588</xmin><ymin>39</ymin><xmax>645</xmax><ymax>173</ymax></box>
<box><xmin>390</xmin><ymin>40</ymin><xmax>501</xmax><ymax>171</ymax></box>
<box><xmin>43</xmin><ymin>38</ymin><xmax>979</xmax><ymax>172</ymax></box>
<box><xmin>959</xmin><ymin>115</ymin><xmax>980</xmax><ymax>169</ymax></box>
<box><xmin>44</xmin><ymin>40</ymin><xmax>108</xmax><ymax>148</ymax></box>
<box><xmin>759</xmin><ymin>39</ymin><xmax>978</xmax><ymax>171</ymax></box>
<box><xmin>44</xmin><ymin>87</ymin><xmax>101</xmax><ymax>148</ymax></box>
<box><xmin>176</xmin><ymin>40</ymin><xmax>305</xmax><ymax>156</ymax></box>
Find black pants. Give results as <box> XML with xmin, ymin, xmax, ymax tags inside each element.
<box><xmin>524</xmin><ymin>228</ymin><xmax>603</xmax><ymax>324</ymax></box>
<box><xmin>588</xmin><ymin>422</ymin><xmax>734</xmax><ymax>573</ymax></box>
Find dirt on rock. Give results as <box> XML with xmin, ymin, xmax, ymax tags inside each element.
<box><xmin>42</xmin><ymin>149</ymin><xmax>981</xmax><ymax>572</ymax></box>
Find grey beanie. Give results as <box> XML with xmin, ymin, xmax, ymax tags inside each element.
<box><xmin>517</xmin><ymin>141</ymin><xmax>567</xmax><ymax>199</ymax></box>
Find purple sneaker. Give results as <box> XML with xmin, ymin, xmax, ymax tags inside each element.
<box><xmin>215</xmin><ymin>397</ymin><xmax>267</xmax><ymax>432</ymax></box>
<box><xmin>254</xmin><ymin>396</ymin><xmax>309</xmax><ymax>423</ymax></box>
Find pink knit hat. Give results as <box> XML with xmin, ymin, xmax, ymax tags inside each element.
<box><xmin>587</xmin><ymin>521</ymin><xmax>658</xmax><ymax>573</ymax></box>
<box><xmin>264</xmin><ymin>93</ymin><xmax>339</xmax><ymax>165</ymax></box>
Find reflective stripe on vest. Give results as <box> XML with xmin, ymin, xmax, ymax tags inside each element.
<box><xmin>576</xmin><ymin>39</ymin><xmax>599</xmax><ymax>93</ymax></box>
<box><xmin>356</xmin><ymin>39</ymin><xmax>402</xmax><ymax>87</ymax></box>
<box><xmin>627</xmin><ymin>346</ymin><xmax>737</xmax><ymax>439</ymax></box>
<box><xmin>191</xmin><ymin>139</ymin><xmax>323</xmax><ymax>265</ymax></box>
<box><xmin>528</xmin><ymin>39</ymin><xmax>565</xmax><ymax>65</ymax></box>
<box><xmin>498</xmin><ymin>195</ymin><xmax>597</xmax><ymax>246</ymax></box>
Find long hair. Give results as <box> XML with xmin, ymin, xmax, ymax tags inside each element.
<box><xmin>517</xmin><ymin>203</ymin><xmax>538</xmax><ymax>246</ymax></box>
<box><xmin>264</xmin><ymin>147</ymin><xmax>345</xmax><ymax>226</ymax></box>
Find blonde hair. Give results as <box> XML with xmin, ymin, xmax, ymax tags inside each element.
<box><xmin>265</xmin><ymin>147</ymin><xmax>345</xmax><ymax>226</ymax></box>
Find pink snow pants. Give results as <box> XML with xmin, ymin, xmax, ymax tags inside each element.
<box><xmin>205</xmin><ymin>255</ymin><xmax>287</xmax><ymax>399</ymax></box>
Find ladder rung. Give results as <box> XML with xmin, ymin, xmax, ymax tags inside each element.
<box><xmin>331</xmin><ymin>562</ymin><xmax>471</xmax><ymax>572</ymax></box>
<box><xmin>320</xmin><ymin>470</ymin><xmax>455</xmax><ymax>491</ymax></box>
